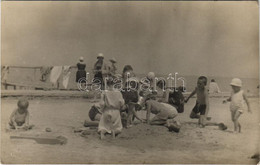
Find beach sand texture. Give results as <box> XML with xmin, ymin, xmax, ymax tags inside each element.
<box><xmin>1</xmin><ymin>97</ymin><xmax>259</xmax><ymax>164</ymax></box>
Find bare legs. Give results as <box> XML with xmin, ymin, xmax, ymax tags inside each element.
<box><xmin>231</xmin><ymin>110</ymin><xmax>241</xmax><ymax>133</ymax></box>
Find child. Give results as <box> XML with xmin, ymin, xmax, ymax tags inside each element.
<box><xmin>142</xmin><ymin>93</ymin><xmax>180</xmax><ymax>132</ymax></box>
<box><xmin>121</xmin><ymin>65</ymin><xmax>141</xmax><ymax>128</ymax></box>
<box><xmin>185</xmin><ymin>76</ymin><xmax>209</xmax><ymax>127</ymax></box>
<box><xmin>122</xmin><ymin>65</ymin><xmax>136</xmax><ymax>86</ymax></box>
<box><xmin>83</xmin><ymin>104</ymin><xmax>102</xmax><ymax>127</ymax></box>
<box><xmin>157</xmin><ymin>79</ymin><xmax>185</xmax><ymax>113</ymax></box>
<box><xmin>9</xmin><ymin>98</ymin><xmax>33</xmax><ymax>130</ymax></box>
<box><xmin>98</xmin><ymin>79</ymin><xmax>125</xmax><ymax>139</ymax></box>
<box><xmin>121</xmin><ymin>78</ymin><xmax>143</xmax><ymax>128</ymax></box>
<box><xmin>223</xmin><ymin>78</ymin><xmax>251</xmax><ymax>133</ymax></box>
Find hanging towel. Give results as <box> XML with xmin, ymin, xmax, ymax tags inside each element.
<box><xmin>1</xmin><ymin>66</ymin><xmax>9</xmax><ymax>83</ymax></box>
<box><xmin>62</xmin><ymin>66</ymin><xmax>71</xmax><ymax>89</ymax></box>
<box><xmin>50</xmin><ymin>66</ymin><xmax>63</xmax><ymax>86</ymax></box>
<box><xmin>40</xmin><ymin>66</ymin><xmax>52</xmax><ymax>82</ymax></box>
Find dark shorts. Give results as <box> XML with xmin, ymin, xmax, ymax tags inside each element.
<box><xmin>121</xmin><ymin>90</ymin><xmax>138</xmax><ymax>104</ymax></box>
<box><xmin>192</xmin><ymin>102</ymin><xmax>206</xmax><ymax>115</ymax></box>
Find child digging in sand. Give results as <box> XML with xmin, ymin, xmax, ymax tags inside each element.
<box><xmin>9</xmin><ymin>98</ymin><xmax>33</xmax><ymax>130</ymax></box>
<box><xmin>223</xmin><ymin>78</ymin><xmax>251</xmax><ymax>133</ymax></box>
<box><xmin>98</xmin><ymin>79</ymin><xmax>125</xmax><ymax>140</ymax></box>
<box><xmin>143</xmin><ymin>93</ymin><xmax>181</xmax><ymax>132</ymax></box>
<box><xmin>185</xmin><ymin>76</ymin><xmax>209</xmax><ymax>128</ymax></box>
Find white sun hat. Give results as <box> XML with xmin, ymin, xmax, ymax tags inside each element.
<box><xmin>147</xmin><ymin>72</ymin><xmax>155</xmax><ymax>80</ymax></box>
<box><xmin>230</xmin><ymin>78</ymin><xmax>242</xmax><ymax>87</ymax></box>
<box><xmin>97</xmin><ymin>53</ymin><xmax>104</xmax><ymax>58</ymax></box>
<box><xmin>79</xmin><ymin>56</ymin><xmax>84</xmax><ymax>61</ymax></box>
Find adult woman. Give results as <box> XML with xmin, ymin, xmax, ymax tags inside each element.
<box><xmin>93</xmin><ymin>53</ymin><xmax>105</xmax><ymax>89</ymax></box>
<box><xmin>76</xmin><ymin>57</ymin><xmax>86</xmax><ymax>83</ymax></box>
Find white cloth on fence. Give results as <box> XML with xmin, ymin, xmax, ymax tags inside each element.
<box><xmin>40</xmin><ymin>66</ymin><xmax>52</xmax><ymax>82</ymax></box>
<box><xmin>50</xmin><ymin>66</ymin><xmax>63</xmax><ymax>85</ymax></box>
<box><xmin>62</xmin><ymin>66</ymin><xmax>71</xmax><ymax>89</ymax></box>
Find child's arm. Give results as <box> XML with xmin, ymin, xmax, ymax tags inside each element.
<box><xmin>185</xmin><ymin>88</ymin><xmax>196</xmax><ymax>103</ymax></box>
<box><xmin>223</xmin><ymin>96</ymin><xmax>231</xmax><ymax>103</ymax></box>
<box><xmin>204</xmin><ymin>89</ymin><xmax>210</xmax><ymax>117</ymax></box>
<box><xmin>243</xmin><ymin>92</ymin><xmax>252</xmax><ymax>113</ymax></box>
<box><xmin>24</xmin><ymin>111</ymin><xmax>29</xmax><ymax>126</ymax></box>
<box><xmin>10</xmin><ymin>110</ymin><xmax>18</xmax><ymax>129</ymax></box>
<box><xmin>132</xmin><ymin>108</ymin><xmax>144</xmax><ymax>122</ymax></box>
<box><xmin>146</xmin><ymin>101</ymin><xmax>152</xmax><ymax>124</ymax></box>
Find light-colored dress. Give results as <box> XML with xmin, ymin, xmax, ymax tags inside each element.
<box><xmin>98</xmin><ymin>90</ymin><xmax>125</xmax><ymax>134</ymax></box>
<box><xmin>230</xmin><ymin>90</ymin><xmax>245</xmax><ymax>113</ymax></box>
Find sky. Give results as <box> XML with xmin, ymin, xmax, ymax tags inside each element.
<box><xmin>1</xmin><ymin>1</ymin><xmax>259</xmax><ymax>78</ymax></box>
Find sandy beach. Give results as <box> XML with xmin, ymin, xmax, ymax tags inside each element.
<box><xmin>1</xmin><ymin>97</ymin><xmax>259</xmax><ymax>164</ymax></box>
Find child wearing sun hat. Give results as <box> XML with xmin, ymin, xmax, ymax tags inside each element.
<box><xmin>223</xmin><ymin>78</ymin><xmax>252</xmax><ymax>133</ymax></box>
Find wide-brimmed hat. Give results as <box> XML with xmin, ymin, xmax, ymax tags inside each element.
<box><xmin>230</xmin><ymin>78</ymin><xmax>242</xmax><ymax>87</ymax></box>
<box><xmin>97</xmin><ymin>53</ymin><xmax>104</xmax><ymax>59</ymax></box>
<box><xmin>147</xmin><ymin>72</ymin><xmax>155</xmax><ymax>80</ymax></box>
<box><xmin>109</xmin><ymin>57</ymin><xmax>117</xmax><ymax>63</ymax></box>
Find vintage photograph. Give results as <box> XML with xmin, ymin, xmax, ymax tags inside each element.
<box><xmin>1</xmin><ymin>1</ymin><xmax>259</xmax><ymax>164</ymax></box>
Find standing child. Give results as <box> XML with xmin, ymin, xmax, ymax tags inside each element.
<box><xmin>9</xmin><ymin>98</ymin><xmax>33</xmax><ymax>130</ymax></box>
<box><xmin>98</xmin><ymin>79</ymin><xmax>125</xmax><ymax>139</ymax></box>
<box><xmin>121</xmin><ymin>65</ymin><xmax>141</xmax><ymax>128</ymax></box>
<box><xmin>185</xmin><ymin>76</ymin><xmax>209</xmax><ymax>127</ymax></box>
<box><xmin>223</xmin><ymin>78</ymin><xmax>251</xmax><ymax>133</ymax></box>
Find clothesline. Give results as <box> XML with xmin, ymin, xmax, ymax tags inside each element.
<box><xmin>2</xmin><ymin>66</ymin><xmax>77</xmax><ymax>69</ymax></box>
<box><xmin>1</xmin><ymin>65</ymin><xmax>77</xmax><ymax>90</ymax></box>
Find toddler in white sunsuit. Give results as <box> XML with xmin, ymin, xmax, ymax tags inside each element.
<box><xmin>223</xmin><ymin>78</ymin><xmax>251</xmax><ymax>133</ymax></box>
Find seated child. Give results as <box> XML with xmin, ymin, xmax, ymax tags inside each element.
<box><xmin>121</xmin><ymin>79</ymin><xmax>144</xmax><ymax>127</ymax></box>
<box><xmin>157</xmin><ymin>80</ymin><xmax>185</xmax><ymax>113</ymax></box>
<box><xmin>121</xmin><ymin>65</ymin><xmax>143</xmax><ymax>127</ymax></box>
<box><xmin>89</xmin><ymin>104</ymin><xmax>102</xmax><ymax>121</ymax></box>
<box><xmin>9</xmin><ymin>98</ymin><xmax>33</xmax><ymax>130</ymax></box>
<box><xmin>84</xmin><ymin>104</ymin><xmax>102</xmax><ymax>127</ymax></box>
